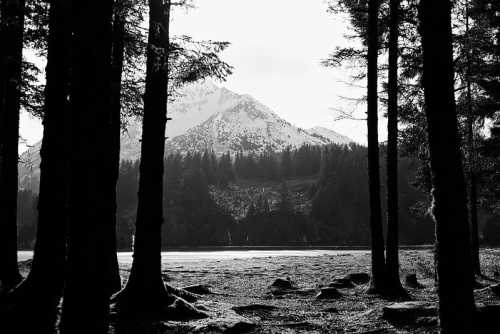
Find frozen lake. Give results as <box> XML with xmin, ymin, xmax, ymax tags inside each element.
<box><xmin>18</xmin><ymin>249</ymin><xmax>372</xmax><ymax>264</ymax></box>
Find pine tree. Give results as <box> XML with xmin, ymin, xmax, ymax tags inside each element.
<box><xmin>385</xmin><ymin>0</ymin><xmax>406</xmax><ymax>296</ymax></box>
<box><xmin>102</xmin><ymin>0</ymin><xmax>129</xmax><ymax>297</ymax></box>
<box><xmin>465</xmin><ymin>0</ymin><xmax>500</xmax><ymax>275</ymax></box>
<box><xmin>0</xmin><ymin>0</ymin><xmax>25</xmax><ymax>292</ymax></box>
<box><xmin>201</xmin><ymin>150</ymin><xmax>216</xmax><ymax>184</ymax></box>
<box><xmin>281</xmin><ymin>146</ymin><xmax>293</xmax><ymax>179</ymax></box>
<box><xmin>464</xmin><ymin>1</ymin><xmax>481</xmax><ymax>277</ymax></box>
<box><xmin>366</xmin><ymin>0</ymin><xmax>386</xmax><ymax>294</ymax></box>
<box><xmin>277</xmin><ymin>181</ymin><xmax>293</xmax><ymax>213</ymax></box>
<box><xmin>113</xmin><ymin>0</ymin><xmax>173</xmax><ymax>312</ymax></box>
<box><xmin>233</xmin><ymin>151</ymin><xmax>243</xmax><ymax>179</ymax></box>
<box><xmin>60</xmin><ymin>0</ymin><xmax>115</xmax><ymax>332</ymax></box>
<box><xmin>112</xmin><ymin>2</ymin><xmax>207</xmax><ymax>319</ymax></box>
<box><xmin>217</xmin><ymin>152</ymin><xmax>235</xmax><ymax>187</ymax></box>
<box><xmin>420</xmin><ymin>0</ymin><xmax>475</xmax><ymax>332</ymax></box>
<box><xmin>4</xmin><ymin>1</ymin><xmax>71</xmax><ymax>332</ymax></box>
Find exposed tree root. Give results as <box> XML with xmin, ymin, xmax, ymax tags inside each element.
<box><xmin>111</xmin><ymin>284</ymin><xmax>208</xmax><ymax>321</ymax></box>
<box><xmin>366</xmin><ymin>284</ymin><xmax>386</xmax><ymax>296</ymax></box>
<box><xmin>366</xmin><ymin>277</ymin><xmax>410</xmax><ymax>301</ymax></box>
<box><xmin>182</xmin><ymin>284</ymin><xmax>212</xmax><ymax>295</ymax></box>
<box><xmin>165</xmin><ymin>283</ymin><xmax>199</xmax><ymax>303</ymax></box>
<box><xmin>0</xmin><ymin>277</ymin><xmax>62</xmax><ymax>334</ymax></box>
<box><xmin>0</xmin><ymin>273</ymin><xmax>22</xmax><ymax>297</ymax></box>
<box><xmin>164</xmin><ymin>297</ymin><xmax>208</xmax><ymax>321</ymax></box>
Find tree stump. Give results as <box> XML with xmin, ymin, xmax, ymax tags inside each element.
<box><xmin>328</xmin><ymin>278</ymin><xmax>354</xmax><ymax>289</ymax></box>
<box><xmin>344</xmin><ymin>273</ymin><xmax>370</xmax><ymax>285</ymax></box>
<box><xmin>383</xmin><ymin>301</ymin><xmax>437</xmax><ymax>322</ymax></box>
<box><xmin>316</xmin><ymin>287</ymin><xmax>342</xmax><ymax>300</ymax></box>
<box><xmin>270</xmin><ymin>278</ymin><xmax>294</xmax><ymax>290</ymax></box>
<box><xmin>405</xmin><ymin>274</ymin><xmax>424</xmax><ymax>289</ymax></box>
<box><xmin>269</xmin><ymin>278</ymin><xmax>296</xmax><ymax>296</ymax></box>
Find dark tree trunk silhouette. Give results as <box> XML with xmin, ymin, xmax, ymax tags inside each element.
<box><xmin>385</xmin><ymin>0</ymin><xmax>405</xmax><ymax>296</ymax></box>
<box><xmin>60</xmin><ymin>0</ymin><xmax>114</xmax><ymax>332</ymax></box>
<box><xmin>103</xmin><ymin>0</ymin><xmax>128</xmax><ymax>297</ymax></box>
<box><xmin>113</xmin><ymin>0</ymin><xmax>172</xmax><ymax>311</ymax></box>
<box><xmin>366</xmin><ymin>0</ymin><xmax>386</xmax><ymax>294</ymax></box>
<box><xmin>464</xmin><ymin>4</ymin><xmax>481</xmax><ymax>276</ymax></box>
<box><xmin>420</xmin><ymin>0</ymin><xmax>475</xmax><ymax>333</ymax></box>
<box><xmin>5</xmin><ymin>1</ymin><xmax>72</xmax><ymax>332</ymax></box>
<box><xmin>467</xmin><ymin>114</ymin><xmax>481</xmax><ymax>275</ymax></box>
<box><xmin>0</xmin><ymin>0</ymin><xmax>25</xmax><ymax>292</ymax></box>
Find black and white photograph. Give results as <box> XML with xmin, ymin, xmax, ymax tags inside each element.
<box><xmin>0</xmin><ymin>0</ymin><xmax>500</xmax><ymax>333</ymax></box>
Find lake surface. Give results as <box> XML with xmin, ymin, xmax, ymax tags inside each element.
<box><xmin>18</xmin><ymin>249</ymin><xmax>372</xmax><ymax>264</ymax></box>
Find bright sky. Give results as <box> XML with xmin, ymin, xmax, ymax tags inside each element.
<box><xmin>20</xmin><ymin>0</ymin><xmax>388</xmax><ymax>151</ymax></box>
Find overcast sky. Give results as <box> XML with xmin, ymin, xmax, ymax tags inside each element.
<box><xmin>20</xmin><ymin>0</ymin><xmax>387</xmax><ymax>152</ymax></box>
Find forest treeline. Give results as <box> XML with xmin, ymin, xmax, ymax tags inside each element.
<box><xmin>17</xmin><ymin>143</ymin><xmax>446</xmax><ymax>248</ymax></box>
<box><xmin>1</xmin><ymin>0</ymin><xmax>500</xmax><ymax>332</ymax></box>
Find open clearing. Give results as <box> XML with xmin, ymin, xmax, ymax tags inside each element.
<box><xmin>18</xmin><ymin>249</ymin><xmax>500</xmax><ymax>333</ymax></box>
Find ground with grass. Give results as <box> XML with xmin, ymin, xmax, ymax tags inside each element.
<box><xmin>17</xmin><ymin>249</ymin><xmax>500</xmax><ymax>333</ymax></box>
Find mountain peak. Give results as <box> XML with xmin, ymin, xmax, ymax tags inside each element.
<box><xmin>19</xmin><ymin>80</ymin><xmax>354</xmax><ymax>191</ymax></box>
<box><xmin>165</xmin><ymin>88</ymin><xmax>351</xmax><ymax>155</ymax></box>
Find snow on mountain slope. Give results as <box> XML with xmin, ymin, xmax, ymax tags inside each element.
<box><xmin>166</xmin><ymin>80</ymin><xmax>242</xmax><ymax>138</ymax></box>
<box><xmin>18</xmin><ymin>80</ymin><xmax>354</xmax><ymax>191</ymax></box>
<box><xmin>306</xmin><ymin>126</ymin><xmax>353</xmax><ymax>146</ymax></box>
<box><xmin>165</xmin><ymin>95</ymin><xmax>331</xmax><ymax>154</ymax></box>
<box><xmin>119</xmin><ymin>80</ymin><xmax>242</xmax><ymax>160</ymax></box>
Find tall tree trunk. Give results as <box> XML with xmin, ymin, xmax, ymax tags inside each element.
<box><xmin>366</xmin><ymin>0</ymin><xmax>386</xmax><ymax>294</ymax></box>
<box><xmin>0</xmin><ymin>0</ymin><xmax>25</xmax><ymax>292</ymax></box>
<box><xmin>60</xmin><ymin>0</ymin><xmax>114</xmax><ymax>332</ymax></box>
<box><xmin>385</xmin><ymin>0</ymin><xmax>405</xmax><ymax>296</ymax></box>
<box><xmin>103</xmin><ymin>0</ymin><xmax>128</xmax><ymax>297</ymax></box>
<box><xmin>113</xmin><ymin>0</ymin><xmax>172</xmax><ymax>311</ymax></box>
<box><xmin>420</xmin><ymin>0</ymin><xmax>475</xmax><ymax>333</ymax></box>
<box><xmin>5</xmin><ymin>1</ymin><xmax>72</xmax><ymax>332</ymax></box>
<box><xmin>467</xmin><ymin>115</ymin><xmax>481</xmax><ymax>275</ymax></box>
<box><xmin>464</xmin><ymin>2</ymin><xmax>481</xmax><ymax>276</ymax></box>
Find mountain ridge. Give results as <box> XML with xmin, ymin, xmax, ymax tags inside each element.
<box><xmin>19</xmin><ymin>80</ymin><xmax>353</xmax><ymax>191</ymax></box>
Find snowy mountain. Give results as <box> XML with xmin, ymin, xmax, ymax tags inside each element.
<box><xmin>119</xmin><ymin>80</ymin><xmax>242</xmax><ymax>161</ymax></box>
<box><xmin>164</xmin><ymin>81</ymin><xmax>353</xmax><ymax>154</ymax></box>
<box><xmin>19</xmin><ymin>80</ymin><xmax>353</xmax><ymax>191</ymax></box>
<box><xmin>166</xmin><ymin>96</ymin><xmax>331</xmax><ymax>154</ymax></box>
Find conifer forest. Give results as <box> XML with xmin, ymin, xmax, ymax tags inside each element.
<box><xmin>1</xmin><ymin>0</ymin><xmax>500</xmax><ymax>333</ymax></box>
